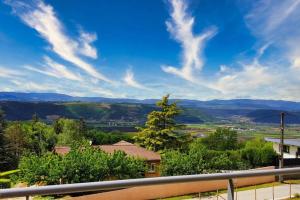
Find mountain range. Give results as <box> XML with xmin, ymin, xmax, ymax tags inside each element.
<box><xmin>1</xmin><ymin>92</ymin><xmax>300</xmax><ymax>124</ymax></box>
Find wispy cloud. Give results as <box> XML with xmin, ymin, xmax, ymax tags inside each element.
<box><xmin>0</xmin><ymin>66</ymin><xmax>23</xmax><ymax>78</ymax></box>
<box><xmin>245</xmin><ymin>0</ymin><xmax>300</xmax><ymax>37</ymax></box>
<box><xmin>78</xmin><ymin>30</ymin><xmax>98</xmax><ymax>59</ymax></box>
<box><xmin>7</xmin><ymin>76</ymin><xmax>119</xmax><ymax>98</ymax></box>
<box><xmin>123</xmin><ymin>68</ymin><xmax>149</xmax><ymax>90</ymax></box>
<box><xmin>25</xmin><ymin>56</ymin><xmax>83</xmax><ymax>81</ymax></box>
<box><xmin>162</xmin><ymin>0</ymin><xmax>217</xmax><ymax>82</ymax></box>
<box><xmin>10</xmin><ymin>79</ymin><xmax>58</xmax><ymax>92</ymax></box>
<box><xmin>5</xmin><ymin>0</ymin><xmax>111</xmax><ymax>83</ymax></box>
<box><xmin>211</xmin><ymin>63</ymin><xmax>275</xmax><ymax>97</ymax></box>
<box><xmin>245</xmin><ymin>0</ymin><xmax>300</xmax><ymax>68</ymax></box>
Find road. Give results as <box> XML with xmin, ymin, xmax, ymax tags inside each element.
<box><xmin>188</xmin><ymin>184</ymin><xmax>300</xmax><ymax>200</ymax></box>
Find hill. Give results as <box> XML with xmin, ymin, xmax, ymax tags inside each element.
<box><xmin>1</xmin><ymin>92</ymin><xmax>300</xmax><ymax>111</ymax></box>
<box><xmin>1</xmin><ymin>92</ymin><xmax>300</xmax><ymax>124</ymax></box>
<box><xmin>0</xmin><ymin>101</ymin><xmax>214</xmax><ymax>124</ymax></box>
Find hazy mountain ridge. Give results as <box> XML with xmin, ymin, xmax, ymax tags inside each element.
<box><xmin>1</xmin><ymin>92</ymin><xmax>300</xmax><ymax>110</ymax></box>
<box><xmin>1</xmin><ymin>92</ymin><xmax>300</xmax><ymax>124</ymax></box>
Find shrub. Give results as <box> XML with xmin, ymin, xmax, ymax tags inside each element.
<box><xmin>14</xmin><ymin>145</ymin><xmax>146</xmax><ymax>185</ymax></box>
<box><xmin>241</xmin><ymin>138</ymin><xmax>277</xmax><ymax>167</ymax></box>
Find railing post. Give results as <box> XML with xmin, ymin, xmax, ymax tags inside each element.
<box><xmin>290</xmin><ymin>183</ymin><xmax>292</xmax><ymax>199</ymax></box>
<box><xmin>227</xmin><ymin>179</ymin><xmax>234</xmax><ymax>200</ymax></box>
<box><xmin>255</xmin><ymin>185</ymin><xmax>257</xmax><ymax>200</ymax></box>
<box><xmin>272</xmin><ymin>183</ymin><xmax>274</xmax><ymax>200</ymax></box>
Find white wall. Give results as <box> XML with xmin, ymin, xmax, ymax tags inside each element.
<box><xmin>273</xmin><ymin>143</ymin><xmax>298</xmax><ymax>158</ymax></box>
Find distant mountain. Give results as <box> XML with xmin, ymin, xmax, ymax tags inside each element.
<box><xmin>0</xmin><ymin>101</ymin><xmax>213</xmax><ymax>124</ymax></box>
<box><xmin>1</xmin><ymin>92</ymin><xmax>300</xmax><ymax>111</ymax></box>
<box><xmin>246</xmin><ymin>110</ymin><xmax>300</xmax><ymax>124</ymax></box>
<box><xmin>1</xmin><ymin>92</ymin><xmax>300</xmax><ymax>124</ymax></box>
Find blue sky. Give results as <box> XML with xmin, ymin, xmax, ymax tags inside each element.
<box><xmin>0</xmin><ymin>0</ymin><xmax>300</xmax><ymax>100</ymax></box>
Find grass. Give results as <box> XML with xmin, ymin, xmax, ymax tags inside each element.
<box><xmin>185</xmin><ymin>123</ymin><xmax>300</xmax><ymax>140</ymax></box>
<box><xmin>160</xmin><ymin>195</ymin><xmax>194</xmax><ymax>200</ymax></box>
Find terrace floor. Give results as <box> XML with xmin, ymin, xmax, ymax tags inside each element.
<box><xmin>188</xmin><ymin>183</ymin><xmax>300</xmax><ymax>200</ymax></box>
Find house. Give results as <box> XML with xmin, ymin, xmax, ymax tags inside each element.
<box><xmin>265</xmin><ymin>138</ymin><xmax>300</xmax><ymax>158</ymax></box>
<box><xmin>54</xmin><ymin>141</ymin><xmax>161</xmax><ymax>177</ymax></box>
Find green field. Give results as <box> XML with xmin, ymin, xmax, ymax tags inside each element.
<box><xmin>185</xmin><ymin>123</ymin><xmax>300</xmax><ymax>139</ymax></box>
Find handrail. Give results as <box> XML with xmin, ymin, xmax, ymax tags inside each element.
<box><xmin>1</xmin><ymin>167</ymin><xmax>300</xmax><ymax>198</ymax></box>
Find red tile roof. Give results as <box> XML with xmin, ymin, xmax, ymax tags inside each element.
<box><xmin>54</xmin><ymin>146</ymin><xmax>71</xmax><ymax>155</ymax></box>
<box><xmin>54</xmin><ymin>141</ymin><xmax>161</xmax><ymax>161</ymax></box>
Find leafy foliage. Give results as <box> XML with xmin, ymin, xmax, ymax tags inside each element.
<box><xmin>161</xmin><ymin>140</ymin><xmax>247</xmax><ymax>176</ymax></box>
<box><xmin>56</xmin><ymin>118</ymin><xmax>86</xmax><ymax>145</ymax></box>
<box><xmin>85</xmin><ymin>129</ymin><xmax>133</xmax><ymax>145</ymax></box>
<box><xmin>160</xmin><ymin>129</ymin><xmax>276</xmax><ymax>176</ymax></box>
<box><xmin>241</xmin><ymin>138</ymin><xmax>277</xmax><ymax>168</ymax></box>
<box><xmin>134</xmin><ymin>95</ymin><xmax>191</xmax><ymax>151</ymax></box>
<box><xmin>0</xmin><ymin>169</ymin><xmax>20</xmax><ymax>188</ymax></box>
<box><xmin>0</xmin><ymin>110</ymin><xmax>10</xmax><ymax>171</ymax></box>
<box><xmin>201</xmin><ymin>128</ymin><xmax>239</xmax><ymax>151</ymax></box>
<box><xmin>14</xmin><ymin>145</ymin><xmax>146</xmax><ymax>185</ymax></box>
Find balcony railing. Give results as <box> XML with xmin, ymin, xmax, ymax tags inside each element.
<box><xmin>1</xmin><ymin>167</ymin><xmax>300</xmax><ymax>200</ymax></box>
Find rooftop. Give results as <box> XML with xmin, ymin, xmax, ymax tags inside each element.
<box><xmin>53</xmin><ymin>146</ymin><xmax>70</xmax><ymax>155</ymax></box>
<box><xmin>99</xmin><ymin>141</ymin><xmax>161</xmax><ymax>161</ymax></box>
<box><xmin>54</xmin><ymin>141</ymin><xmax>161</xmax><ymax>161</ymax></box>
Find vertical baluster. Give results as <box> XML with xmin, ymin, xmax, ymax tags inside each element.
<box><xmin>227</xmin><ymin>179</ymin><xmax>234</xmax><ymax>200</ymax></box>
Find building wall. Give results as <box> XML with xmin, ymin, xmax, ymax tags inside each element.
<box><xmin>145</xmin><ymin>160</ymin><xmax>160</xmax><ymax>177</ymax></box>
<box><xmin>273</xmin><ymin>143</ymin><xmax>299</xmax><ymax>158</ymax></box>
<box><xmin>73</xmin><ymin>166</ymin><xmax>275</xmax><ymax>200</ymax></box>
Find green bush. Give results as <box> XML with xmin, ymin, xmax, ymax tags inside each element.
<box><xmin>85</xmin><ymin>129</ymin><xmax>133</xmax><ymax>145</ymax></box>
<box><xmin>160</xmin><ymin>141</ymin><xmax>247</xmax><ymax>176</ymax></box>
<box><xmin>201</xmin><ymin>128</ymin><xmax>239</xmax><ymax>151</ymax></box>
<box><xmin>14</xmin><ymin>145</ymin><xmax>146</xmax><ymax>185</ymax></box>
<box><xmin>241</xmin><ymin>138</ymin><xmax>277</xmax><ymax>167</ymax></box>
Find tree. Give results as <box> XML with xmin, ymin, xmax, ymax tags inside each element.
<box><xmin>134</xmin><ymin>95</ymin><xmax>190</xmax><ymax>151</ymax></box>
<box><xmin>24</xmin><ymin>121</ymin><xmax>57</xmax><ymax>155</ymax></box>
<box><xmin>78</xmin><ymin>118</ymin><xmax>87</xmax><ymax>136</ymax></box>
<box><xmin>14</xmin><ymin>145</ymin><xmax>146</xmax><ymax>185</ymax></box>
<box><xmin>161</xmin><ymin>140</ymin><xmax>247</xmax><ymax>176</ymax></box>
<box><xmin>201</xmin><ymin>128</ymin><xmax>239</xmax><ymax>151</ymax></box>
<box><xmin>241</xmin><ymin>138</ymin><xmax>277</xmax><ymax>167</ymax></box>
<box><xmin>85</xmin><ymin>129</ymin><xmax>133</xmax><ymax>145</ymax></box>
<box><xmin>32</xmin><ymin>113</ymin><xmax>39</xmax><ymax>123</ymax></box>
<box><xmin>53</xmin><ymin>118</ymin><xmax>63</xmax><ymax>135</ymax></box>
<box><xmin>0</xmin><ymin>111</ymin><xmax>6</xmax><ymax>157</ymax></box>
<box><xmin>0</xmin><ymin>110</ymin><xmax>10</xmax><ymax>171</ymax></box>
<box><xmin>56</xmin><ymin>119</ymin><xmax>86</xmax><ymax>145</ymax></box>
<box><xmin>4</xmin><ymin>122</ymin><xmax>27</xmax><ymax>166</ymax></box>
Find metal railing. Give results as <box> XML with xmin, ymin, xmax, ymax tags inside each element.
<box><xmin>1</xmin><ymin>167</ymin><xmax>300</xmax><ymax>200</ymax></box>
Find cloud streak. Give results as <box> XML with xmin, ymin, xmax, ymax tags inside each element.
<box><xmin>123</xmin><ymin>68</ymin><xmax>149</xmax><ymax>90</ymax></box>
<box><xmin>162</xmin><ymin>0</ymin><xmax>217</xmax><ymax>82</ymax></box>
<box><xmin>5</xmin><ymin>0</ymin><xmax>111</xmax><ymax>82</ymax></box>
<box><xmin>25</xmin><ymin>57</ymin><xmax>83</xmax><ymax>81</ymax></box>
<box><xmin>0</xmin><ymin>66</ymin><xmax>23</xmax><ymax>78</ymax></box>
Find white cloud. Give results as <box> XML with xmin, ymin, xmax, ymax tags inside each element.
<box><xmin>78</xmin><ymin>30</ymin><xmax>98</xmax><ymax>59</ymax></box>
<box><xmin>10</xmin><ymin>79</ymin><xmax>57</xmax><ymax>92</ymax></box>
<box><xmin>245</xmin><ymin>0</ymin><xmax>300</xmax><ymax>69</ymax></box>
<box><xmin>8</xmin><ymin>76</ymin><xmax>119</xmax><ymax>98</ymax></box>
<box><xmin>24</xmin><ymin>56</ymin><xmax>83</xmax><ymax>81</ymax></box>
<box><xmin>245</xmin><ymin>0</ymin><xmax>300</xmax><ymax>37</ymax></box>
<box><xmin>123</xmin><ymin>68</ymin><xmax>149</xmax><ymax>90</ymax></box>
<box><xmin>162</xmin><ymin>0</ymin><xmax>217</xmax><ymax>82</ymax></box>
<box><xmin>5</xmin><ymin>0</ymin><xmax>111</xmax><ymax>83</ymax></box>
<box><xmin>211</xmin><ymin>64</ymin><xmax>275</xmax><ymax>96</ymax></box>
<box><xmin>0</xmin><ymin>67</ymin><xmax>23</xmax><ymax>78</ymax></box>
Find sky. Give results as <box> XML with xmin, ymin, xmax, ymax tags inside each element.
<box><xmin>1</xmin><ymin>0</ymin><xmax>300</xmax><ymax>101</ymax></box>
